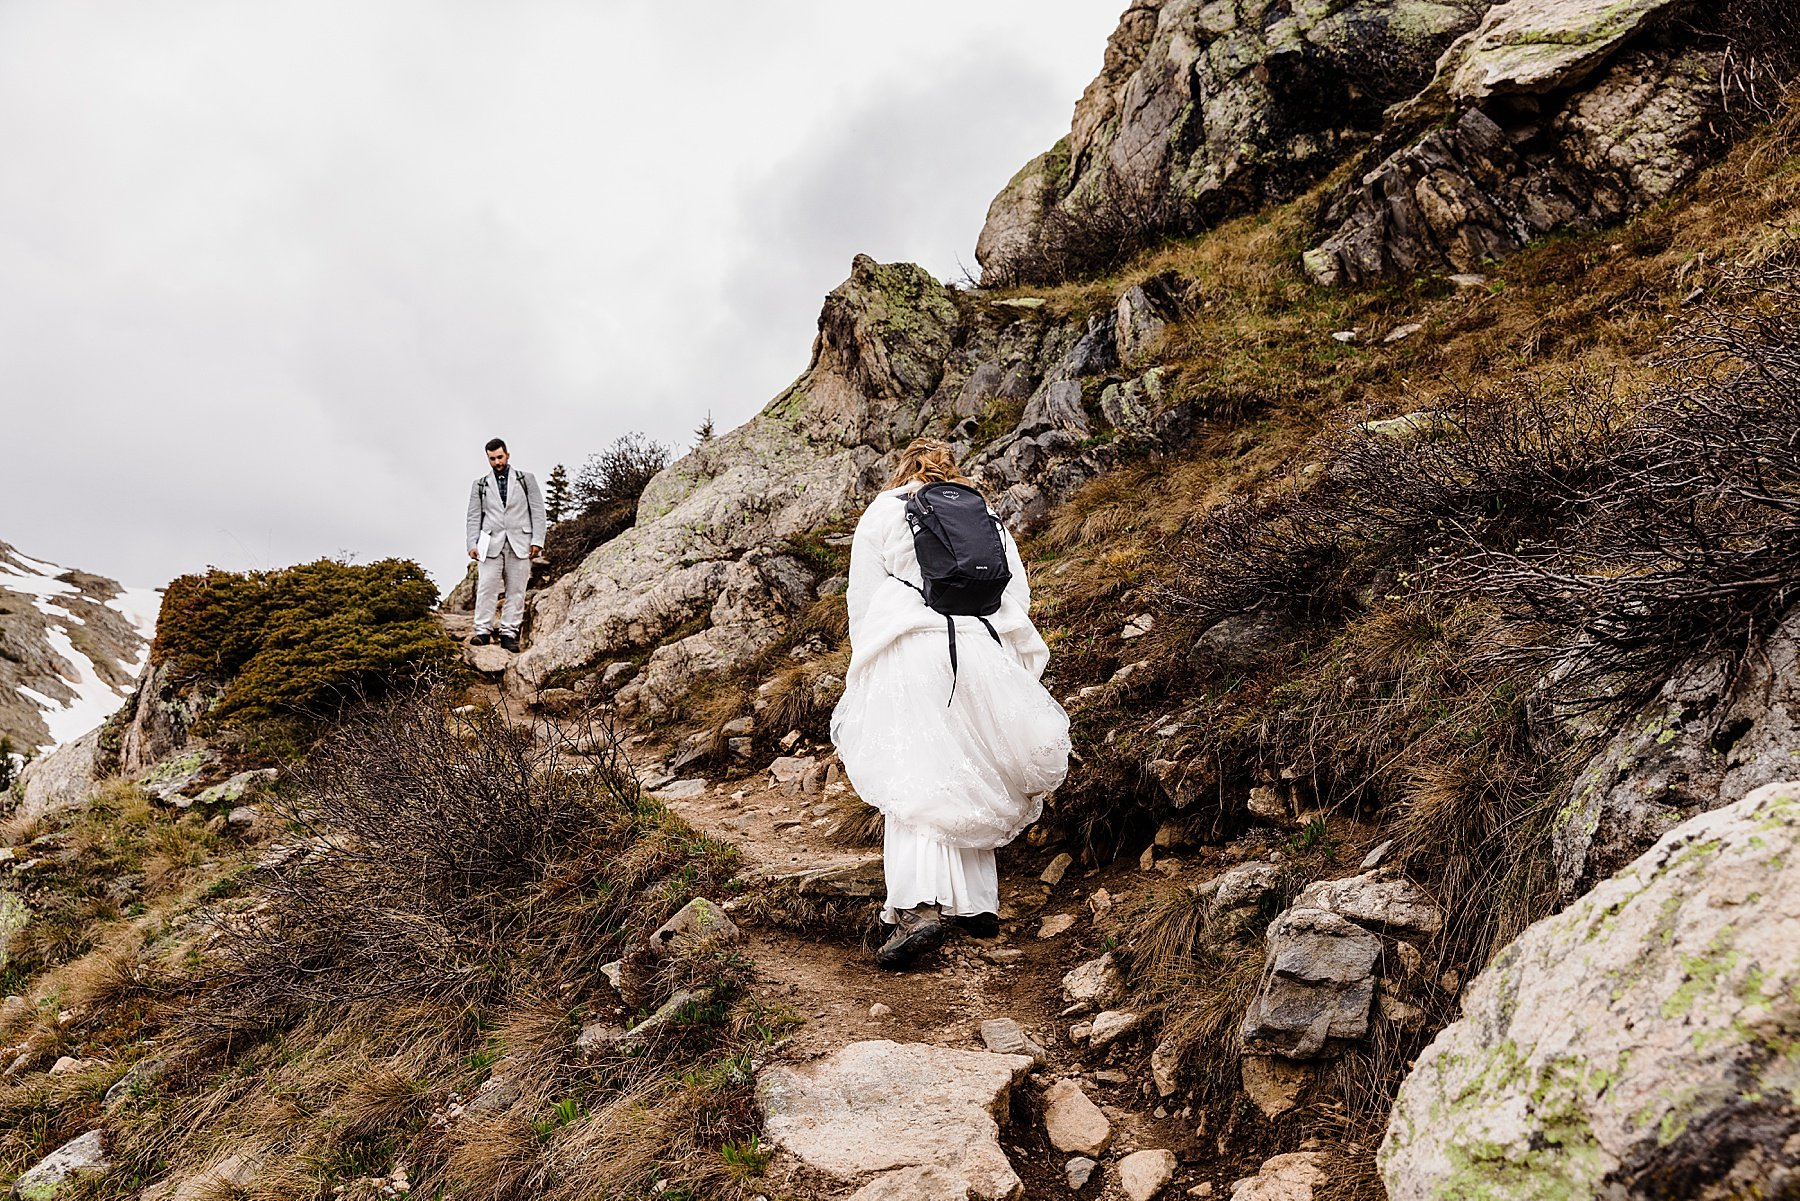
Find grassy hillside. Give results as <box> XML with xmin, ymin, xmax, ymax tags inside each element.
<box><xmin>1015</xmin><ymin>94</ymin><xmax>1800</xmax><ymax>1162</ymax></box>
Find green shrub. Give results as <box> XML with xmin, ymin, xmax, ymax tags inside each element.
<box><xmin>151</xmin><ymin>558</ymin><xmax>454</xmax><ymax>728</ymax></box>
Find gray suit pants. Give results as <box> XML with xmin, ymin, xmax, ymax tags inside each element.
<box><xmin>475</xmin><ymin>545</ymin><xmax>531</xmax><ymax>636</ymax></box>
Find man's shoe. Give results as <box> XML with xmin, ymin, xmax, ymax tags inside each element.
<box><xmin>469</xmin><ymin>632</ymin><xmax>492</xmax><ymax>647</ymax></box>
<box><xmin>875</xmin><ymin>904</ymin><xmax>948</xmax><ymax>970</ymax></box>
<box><xmin>498</xmin><ymin>634</ymin><xmax>521</xmax><ymax>654</ymax></box>
<box><xmin>951</xmin><ymin>912</ymin><xmax>1000</xmax><ymax>939</ymax></box>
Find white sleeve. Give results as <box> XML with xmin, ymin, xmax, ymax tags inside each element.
<box><xmin>1001</xmin><ymin>525</ymin><xmax>1031</xmax><ymax>614</ymax></box>
<box><xmin>844</xmin><ymin>502</ymin><xmax>887</xmax><ymax>648</ymax></box>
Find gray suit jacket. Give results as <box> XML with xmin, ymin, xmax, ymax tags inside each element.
<box><xmin>466</xmin><ymin>468</ymin><xmax>547</xmax><ymax>558</ymax></box>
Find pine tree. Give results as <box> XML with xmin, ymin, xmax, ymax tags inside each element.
<box><xmin>694</xmin><ymin>411</ymin><xmax>715</xmax><ymax>444</ymax></box>
<box><xmin>545</xmin><ymin>463</ymin><xmax>572</xmax><ymax>524</ymax></box>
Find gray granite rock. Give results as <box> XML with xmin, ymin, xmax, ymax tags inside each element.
<box><xmin>1241</xmin><ymin>908</ymin><xmax>1380</xmax><ymax>1057</ymax></box>
<box><xmin>973</xmin><ymin>0</ymin><xmax>1484</xmax><ymax>285</ymax></box>
<box><xmin>1554</xmin><ymin>604</ymin><xmax>1800</xmax><ymax>899</ymax></box>
<box><xmin>760</xmin><ymin>1040</ymin><xmax>1033</xmax><ymax>1200</ymax></box>
<box><xmin>1383</xmin><ymin>780</ymin><xmax>1800</xmax><ymax>1199</ymax></box>
<box><xmin>12</xmin><ymin>1130</ymin><xmax>109</xmax><ymax>1199</ymax></box>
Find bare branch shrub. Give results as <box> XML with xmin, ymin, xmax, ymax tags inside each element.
<box><xmin>986</xmin><ymin>161</ymin><xmax>1183</xmax><ymax>288</ymax></box>
<box><xmin>188</xmin><ymin>679</ymin><xmax>737</xmax><ymax>1039</ymax></box>
<box><xmin>1452</xmin><ymin>262</ymin><xmax>1800</xmax><ymax>703</ymax></box>
<box><xmin>533</xmin><ymin>433</ymin><xmax>672</xmax><ymax>586</ymax></box>
<box><xmin>1163</xmin><ymin>380</ymin><xmax>1627</xmax><ymax>632</ymax></box>
<box><xmin>573</xmin><ymin>433</ymin><xmax>670</xmax><ymax>517</ymax></box>
<box><xmin>1695</xmin><ymin>0</ymin><xmax>1800</xmax><ymax>117</ymax></box>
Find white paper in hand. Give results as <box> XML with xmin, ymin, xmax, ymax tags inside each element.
<box><xmin>477</xmin><ymin>531</ymin><xmax>492</xmax><ymax>559</ymax></box>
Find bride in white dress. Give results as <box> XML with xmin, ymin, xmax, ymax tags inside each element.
<box><xmin>831</xmin><ymin>438</ymin><xmax>1071</xmax><ymax>968</ymax></box>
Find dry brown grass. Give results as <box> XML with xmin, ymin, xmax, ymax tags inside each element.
<box><xmin>0</xmin><ymin>682</ymin><xmax>785</xmax><ymax>1201</ymax></box>
<box><xmin>818</xmin><ymin>791</ymin><xmax>883</xmax><ymax>848</ymax></box>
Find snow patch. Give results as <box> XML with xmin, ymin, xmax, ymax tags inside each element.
<box><xmin>26</xmin><ymin>626</ymin><xmax>133</xmax><ymax>748</ymax></box>
<box><xmin>106</xmin><ymin>586</ymin><xmax>163</xmax><ymax>675</ymax></box>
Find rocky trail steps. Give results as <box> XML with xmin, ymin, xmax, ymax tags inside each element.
<box><xmin>455</xmin><ymin>622</ymin><xmax>1331</xmax><ymax>1201</ymax></box>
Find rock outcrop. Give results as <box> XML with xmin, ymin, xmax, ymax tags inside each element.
<box><xmin>1553</xmin><ymin>604</ymin><xmax>1800</xmax><ymax>899</ymax></box>
<box><xmin>758</xmin><ymin>1039</ymin><xmax>1033</xmax><ymax>1199</ymax></box>
<box><xmin>0</xmin><ymin>540</ymin><xmax>154</xmax><ymax>751</ymax></box>
<box><xmin>108</xmin><ymin>658</ymin><xmax>221</xmax><ymax>778</ymax></box>
<box><xmin>513</xmin><ymin>256</ymin><xmax>1205</xmax><ymax>708</ymax></box>
<box><xmin>973</xmin><ymin>0</ymin><xmax>1775</xmax><ymax>291</ymax></box>
<box><xmin>1382</xmin><ymin>780</ymin><xmax>1800</xmax><ymax>1200</ymax></box>
<box><xmin>974</xmin><ymin>0</ymin><xmax>1486</xmax><ymax>283</ymax></box>
<box><xmin>515</xmin><ymin>257</ymin><xmax>956</xmax><ymax>705</ymax></box>
<box><xmin>1304</xmin><ymin>0</ymin><xmax>1731</xmax><ymax>285</ymax></box>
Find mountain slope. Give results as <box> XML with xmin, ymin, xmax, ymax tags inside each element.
<box><xmin>0</xmin><ymin>541</ymin><xmax>156</xmax><ymax>752</ymax></box>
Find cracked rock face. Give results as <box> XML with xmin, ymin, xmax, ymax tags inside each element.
<box><xmin>1306</xmin><ymin>3</ymin><xmax>1732</xmax><ymax>286</ymax></box>
<box><xmin>759</xmin><ymin>1040</ymin><xmax>1033</xmax><ymax>1200</ymax></box>
<box><xmin>1241</xmin><ymin>907</ymin><xmax>1382</xmax><ymax>1057</ymax></box>
<box><xmin>974</xmin><ymin>0</ymin><xmax>1486</xmax><ymax>284</ymax></box>
<box><xmin>1382</xmin><ymin>780</ymin><xmax>1800</xmax><ymax>1201</ymax></box>
<box><xmin>1554</xmin><ymin>604</ymin><xmax>1800</xmax><ymax>900</ymax></box>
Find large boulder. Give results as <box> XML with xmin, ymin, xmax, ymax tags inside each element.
<box><xmin>10</xmin><ymin>726</ymin><xmax>100</xmax><ymax>831</ymax></box>
<box><xmin>1381</xmin><ymin>780</ymin><xmax>1800</xmax><ymax>1200</ymax></box>
<box><xmin>1553</xmin><ymin>604</ymin><xmax>1800</xmax><ymax>899</ymax></box>
<box><xmin>759</xmin><ymin>1039</ymin><xmax>1033</xmax><ymax>1200</ymax></box>
<box><xmin>1426</xmin><ymin>0</ymin><xmax>1687</xmax><ymax>103</ymax></box>
<box><xmin>1305</xmin><ymin>0</ymin><xmax>1734</xmax><ymax>286</ymax></box>
<box><xmin>973</xmin><ymin>0</ymin><xmax>1486</xmax><ymax>284</ymax></box>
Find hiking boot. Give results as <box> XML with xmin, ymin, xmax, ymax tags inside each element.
<box><xmin>499</xmin><ymin>634</ymin><xmax>521</xmax><ymax>653</ymax></box>
<box><xmin>875</xmin><ymin>904</ymin><xmax>948</xmax><ymax>970</ymax></box>
<box><xmin>951</xmin><ymin>912</ymin><xmax>1000</xmax><ymax>939</ymax></box>
<box><xmin>469</xmin><ymin>632</ymin><xmax>492</xmax><ymax>647</ymax></box>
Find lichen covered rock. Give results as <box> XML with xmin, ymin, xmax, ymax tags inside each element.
<box><xmin>1381</xmin><ymin>780</ymin><xmax>1800</xmax><ymax>1200</ymax></box>
<box><xmin>12</xmin><ymin>1130</ymin><xmax>109</xmax><ymax>1200</ymax></box>
<box><xmin>1431</xmin><ymin>0</ymin><xmax>1686</xmax><ymax>102</ymax></box>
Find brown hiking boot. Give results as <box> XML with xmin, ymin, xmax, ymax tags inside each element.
<box><xmin>875</xmin><ymin>903</ymin><xmax>948</xmax><ymax>970</ymax></box>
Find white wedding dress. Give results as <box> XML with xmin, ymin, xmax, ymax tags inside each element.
<box><xmin>830</xmin><ymin>482</ymin><xmax>1072</xmax><ymax>922</ymax></box>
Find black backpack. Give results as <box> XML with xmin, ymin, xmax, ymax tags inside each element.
<box><xmin>899</xmin><ymin>482</ymin><xmax>1013</xmax><ymax>704</ymax></box>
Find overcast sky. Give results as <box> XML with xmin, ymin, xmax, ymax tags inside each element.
<box><xmin>1</xmin><ymin>2</ymin><xmax>1118</xmax><ymax>593</ymax></box>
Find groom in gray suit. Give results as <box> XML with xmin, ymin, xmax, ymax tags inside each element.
<box><xmin>465</xmin><ymin>437</ymin><xmax>546</xmax><ymax>653</ymax></box>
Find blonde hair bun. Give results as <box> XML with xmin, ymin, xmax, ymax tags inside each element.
<box><xmin>887</xmin><ymin>437</ymin><xmax>974</xmax><ymax>490</ymax></box>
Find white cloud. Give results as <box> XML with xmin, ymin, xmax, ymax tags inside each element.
<box><xmin>0</xmin><ymin>1</ymin><xmax>1116</xmax><ymax>591</ymax></box>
